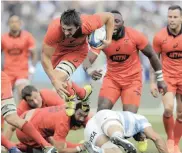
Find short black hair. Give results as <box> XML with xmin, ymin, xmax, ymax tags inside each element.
<box><xmin>110</xmin><ymin>10</ymin><xmax>122</xmax><ymax>15</ymax></box>
<box><xmin>22</xmin><ymin>85</ymin><xmax>38</xmax><ymax>100</ymax></box>
<box><xmin>75</xmin><ymin>102</ymin><xmax>90</xmax><ymax>113</ymax></box>
<box><xmin>168</xmin><ymin>5</ymin><xmax>182</xmax><ymax>15</ymax></box>
<box><xmin>61</xmin><ymin>9</ymin><xmax>81</xmax><ymax>27</ymax></box>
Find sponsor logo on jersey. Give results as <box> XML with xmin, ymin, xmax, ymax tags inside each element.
<box><xmin>110</xmin><ymin>54</ymin><xmax>129</xmax><ymax>62</ymax></box>
<box><xmin>166</xmin><ymin>51</ymin><xmax>182</xmax><ymax>59</ymax></box>
<box><xmin>89</xmin><ymin>131</ymin><xmax>97</xmax><ymax>143</ymax></box>
<box><xmin>8</xmin><ymin>48</ymin><xmax>23</xmax><ymax>55</ymax></box>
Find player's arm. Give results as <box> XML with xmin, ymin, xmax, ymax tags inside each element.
<box><xmin>48</xmin><ymin>137</ymin><xmax>84</xmax><ymax>153</ymax></box>
<box><xmin>133</xmin><ymin>29</ymin><xmax>167</xmax><ymax>96</ymax></box>
<box><xmin>28</xmin><ymin>34</ymin><xmax>37</xmax><ymax>67</ymax></box>
<box><xmin>144</xmin><ymin>127</ymin><xmax>169</xmax><ymax>153</ymax></box>
<box><xmin>27</xmin><ymin>33</ymin><xmax>37</xmax><ymax>75</ymax></box>
<box><xmin>42</xmin><ymin>21</ymin><xmax>69</xmax><ymax>96</ymax></box>
<box><xmin>4</xmin><ymin>124</ymin><xmax>16</xmax><ymax>140</ymax></box>
<box><xmin>94</xmin><ymin>12</ymin><xmax>114</xmax><ymax>50</ymax></box>
<box><xmin>83</xmin><ymin>49</ymin><xmax>103</xmax><ymax>80</ymax></box>
<box><xmin>141</xmin><ymin>44</ymin><xmax>162</xmax><ymax>72</ymax></box>
<box><xmin>149</xmin><ymin>34</ymin><xmax>164</xmax><ymax>97</ymax></box>
<box><xmin>41</xmin><ymin>42</ymin><xmax>57</xmax><ymax>81</ymax></box>
<box><xmin>42</xmin><ymin>42</ymin><xmax>69</xmax><ymax>96</ymax></box>
<box><xmin>149</xmin><ymin>53</ymin><xmax>161</xmax><ymax>97</ymax></box>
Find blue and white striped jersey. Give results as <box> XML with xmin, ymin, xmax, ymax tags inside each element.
<box><xmin>116</xmin><ymin>111</ymin><xmax>151</xmax><ymax>137</ymax></box>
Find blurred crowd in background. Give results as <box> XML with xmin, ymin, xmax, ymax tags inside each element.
<box><xmin>1</xmin><ymin>1</ymin><xmax>182</xmax><ymax>83</ymax></box>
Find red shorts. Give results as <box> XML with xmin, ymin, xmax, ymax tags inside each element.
<box><xmin>52</xmin><ymin>50</ymin><xmax>88</xmax><ymax>69</ymax></box>
<box><xmin>4</xmin><ymin>70</ymin><xmax>29</xmax><ymax>87</ymax></box>
<box><xmin>1</xmin><ymin>72</ymin><xmax>13</xmax><ymax>100</ymax></box>
<box><xmin>164</xmin><ymin>76</ymin><xmax>182</xmax><ymax>94</ymax></box>
<box><xmin>99</xmin><ymin>73</ymin><xmax>142</xmax><ymax>106</ymax></box>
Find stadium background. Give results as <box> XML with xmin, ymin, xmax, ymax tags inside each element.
<box><xmin>1</xmin><ymin>1</ymin><xmax>182</xmax><ymax>152</ymax></box>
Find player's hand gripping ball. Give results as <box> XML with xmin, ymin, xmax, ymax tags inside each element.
<box><xmin>89</xmin><ymin>26</ymin><xmax>106</xmax><ymax>48</ymax></box>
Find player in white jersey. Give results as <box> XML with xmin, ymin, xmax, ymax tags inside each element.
<box><xmin>84</xmin><ymin>110</ymin><xmax>169</xmax><ymax>153</ymax></box>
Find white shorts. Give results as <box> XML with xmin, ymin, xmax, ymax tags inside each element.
<box><xmin>84</xmin><ymin>110</ymin><xmax>121</xmax><ymax>145</ymax></box>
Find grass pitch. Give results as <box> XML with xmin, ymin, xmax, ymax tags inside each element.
<box><xmin>2</xmin><ymin>115</ymin><xmax>182</xmax><ymax>153</ymax></box>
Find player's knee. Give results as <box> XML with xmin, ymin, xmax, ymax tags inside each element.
<box><xmin>97</xmin><ymin>98</ymin><xmax>113</xmax><ymax>112</ymax></box>
<box><xmin>102</xmin><ymin>120</ymin><xmax>123</xmax><ymax>137</ymax></box>
<box><xmin>176</xmin><ymin>111</ymin><xmax>182</xmax><ymax>122</ymax></box>
<box><xmin>164</xmin><ymin>107</ymin><xmax>173</xmax><ymax>117</ymax></box>
<box><xmin>55</xmin><ymin>60</ymin><xmax>76</xmax><ymax>80</ymax></box>
<box><xmin>123</xmin><ymin>105</ymin><xmax>138</xmax><ymax>113</ymax></box>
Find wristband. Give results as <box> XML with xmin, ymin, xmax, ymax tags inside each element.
<box><xmin>155</xmin><ymin>70</ymin><xmax>164</xmax><ymax>81</ymax></box>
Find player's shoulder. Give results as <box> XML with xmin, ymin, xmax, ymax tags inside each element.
<box><xmin>40</xmin><ymin>88</ymin><xmax>53</xmax><ymax>94</ymax></box>
<box><xmin>50</xmin><ymin>18</ymin><xmax>61</xmax><ymax>27</ymax></box>
<box><xmin>40</xmin><ymin>89</ymin><xmax>54</xmax><ymax>98</ymax></box>
<box><xmin>154</xmin><ymin>27</ymin><xmax>167</xmax><ymax>38</ymax></box>
<box><xmin>21</xmin><ymin>30</ymin><xmax>34</xmax><ymax>38</ymax></box>
<box><xmin>1</xmin><ymin>71</ymin><xmax>9</xmax><ymax>79</ymax></box>
<box><xmin>125</xmin><ymin>26</ymin><xmax>139</xmax><ymax>33</ymax></box>
<box><xmin>80</xmin><ymin>14</ymin><xmax>90</xmax><ymax>20</ymax></box>
<box><xmin>1</xmin><ymin>32</ymin><xmax>9</xmax><ymax>39</ymax></box>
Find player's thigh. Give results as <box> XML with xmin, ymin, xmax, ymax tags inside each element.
<box><xmin>176</xmin><ymin>77</ymin><xmax>182</xmax><ymax>97</ymax></box>
<box><xmin>176</xmin><ymin>93</ymin><xmax>182</xmax><ymax>121</ymax></box>
<box><xmin>1</xmin><ymin>74</ymin><xmax>13</xmax><ymax>100</ymax></box>
<box><xmin>121</xmin><ymin>78</ymin><xmax>142</xmax><ymax>111</ymax></box>
<box><xmin>99</xmin><ymin>76</ymin><xmax>120</xmax><ymax>106</ymax></box>
<box><xmin>15</xmin><ymin>72</ymin><xmax>29</xmax><ymax>87</ymax></box>
<box><xmin>16</xmin><ymin>128</ymin><xmax>34</xmax><ymax>146</ymax></box>
<box><xmin>5</xmin><ymin>71</ymin><xmax>16</xmax><ymax>88</ymax></box>
<box><xmin>162</xmin><ymin>77</ymin><xmax>176</xmax><ymax>112</ymax></box>
<box><xmin>84</xmin><ymin>117</ymin><xmax>104</xmax><ymax>146</ymax></box>
<box><xmin>94</xmin><ymin>110</ymin><xmax>122</xmax><ymax>137</ymax></box>
<box><xmin>54</xmin><ymin>51</ymin><xmax>87</xmax><ymax>78</ymax></box>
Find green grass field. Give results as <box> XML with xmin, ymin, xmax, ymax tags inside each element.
<box><xmin>2</xmin><ymin>115</ymin><xmax>182</xmax><ymax>153</ymax></box>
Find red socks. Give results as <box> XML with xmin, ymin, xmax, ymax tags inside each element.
<box><xmin>1</xmin><ymin>134</ymin><xmax>15</xmax><ymax>149</ymax></box>
<box><xmin>174</xmin><ymin>119</ymin><xmax>182</xmax><ymax>145</ymax></box>
<box><xmin>71</xmin><ymin>82</ymin><xmax>86</xmax><ymax>99</ymax></box>
<box><xmin>21</xmin><ymin>121</ymin><xmax>50</xmax><ymax>147</ymax></box>
<box><xmin>163</xmin><ymin>115</ymin><xmax>174</xmax><ymax>140</ymax></box>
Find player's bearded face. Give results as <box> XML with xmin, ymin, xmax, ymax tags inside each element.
<box><xmin>62</xmin><ymin>23</ymin><xmax>79</xmax><ymax>38</ymax></box>
<box><xmin>9</xmin><ymin>17</ymin><xmax>21</xmax><ymax>32</ymax></box>
<box><xmin>168</xmin><ymin>9</ymin><xmax>182</xmax><ymax>30</ymax></box>
<box><xmin>112</xmin><ymin>13</ymin><xmax>124</xmax><ymax>40</ymax></box>
<box><xmin>70</xmin><ymin>109</ymin><xmax>88</xmax><ymax>128</ymax></box>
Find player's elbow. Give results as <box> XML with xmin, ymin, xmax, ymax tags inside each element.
<box><xmin>150</xmin><ymin>134</ymin><xmax>162</xmax><ymax>143</ymax></box>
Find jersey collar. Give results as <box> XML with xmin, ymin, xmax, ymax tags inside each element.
<box><xmin>9</xmin><ymin>31</ymin><xmax>21</xmax><ymax>38</ymax></box>
<box><xmin>167</xmin><ymin>24</ymin><xmax>182</xmax><ymax>37</ymax></box>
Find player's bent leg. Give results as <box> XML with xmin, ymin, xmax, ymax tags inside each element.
<box><xmin>174</xmin><ymin>93</ymin><xmax>182</xmax><ymax>153</ymax></box>
<box><xmin>161</xmin><ymin>92</ymin><xmax>175</xmax><ymax>153</ymax></box>
<box><xmin>101</xmin><ymin>120</ymin><xmax>137</xmax><ymax>153</ymax></box>
<box><xmin>5</xmin><ymin>113</ymin><xmax>57</xmax><ymax>153</ymax></box>
<box><xmin>84</xmin><ymin>141</ymin><xmax>122</xmax><ymax>153</ymax></box>
<box><xmin>97</xmin><ymin>97</ymin><xmax>113</xmax><ymax>112</ymax></box>
<box><xmin>97</xmin><ymin>77</ymin><xmax>120</xmax><ymax>112</ymax></box>
<box><xmin>121</xmin><ymin>79</ymin><xmax>142</xmax><ymax>114</ymax></box>
<box><xmin>123</xmin><ymin>104</ymin><xmax>138</xmax><ymax>114</ymax></box>
<box><xmin>85</xmin><ymin>134</ymin><xmax>122</xmax><ymax>153</ymax></box>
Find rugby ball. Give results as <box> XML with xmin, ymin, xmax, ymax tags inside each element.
<box><xmin>89</xmin><ymin>26</ymin><xmax>106</xmax><ymax>48</ymax></box>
